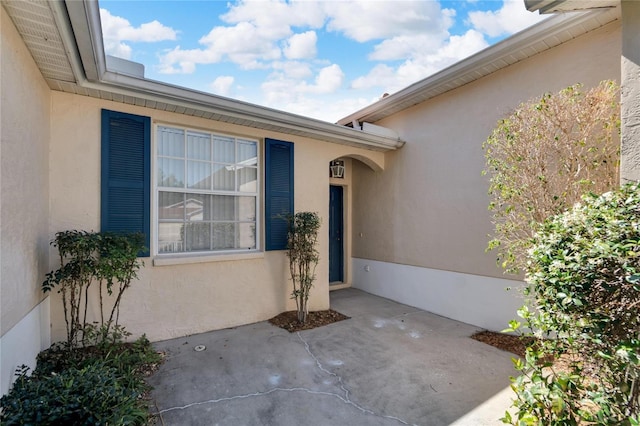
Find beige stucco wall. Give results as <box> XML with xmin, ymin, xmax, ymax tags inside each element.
<box><xmin>1</xmin><ymin>6</ymin><xmax>51</xmax><ymax>336</ymax></box>
<box><xmin>49</xmin><ymin>91</ymin><xmax>384</xmax><ymax>342</ymax></box>
<box><xmin>620</xmin><ymin>1</ymin><xmax>640</xmax><ymax>183</ymax></box>
<box><xmin>353</xmin><ymin>20</ymin><xmax>622</xmax><ymax>279</ymax></box>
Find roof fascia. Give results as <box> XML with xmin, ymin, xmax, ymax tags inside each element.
<box><xmin>51</xmin><ymin>0</ymin><xmax>403</xmax><ymax>151</ymax></box>
<box><xmin>524</xmin><ymin>0</ymin><xmax>564</xmax><ymax>13</ymax></box>
<box><xmin>525</xmin><ymin>0</ymin><xmax>618</xmax><ymax>13</ymax></box>
<box><xmin>100</xmin><ymin>71</ymin><xmax>404</xmax><ymax>149</ymax></box>
<box><xmin>63</xmin><ymin>0</ymin><xmax>105</xmax><ymax>81</ymax></box>
<box><xmin>337</xmin><ymin>10</ymin><xmax>612</xmax><ymax>126</ymax></box>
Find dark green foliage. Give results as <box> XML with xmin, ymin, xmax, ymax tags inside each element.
<box><xmin>0</xmin><ymin>336</ymin><xmax>161</xmax><ymax>425</ymax></box>
<box><xmin>287</xmin><ymin>212</ymin><xmax>321</xmax><ymax>323</ymax></box>
<box><xmin>504</xmin><ymin>183</ymin><xmax>640</xmax><ymax>425</ymax></box>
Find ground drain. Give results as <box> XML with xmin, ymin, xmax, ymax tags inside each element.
<box><xmin>194</xmin><ymin>345</ymin><xmax>206</xmax><ymax>352</ymax></box>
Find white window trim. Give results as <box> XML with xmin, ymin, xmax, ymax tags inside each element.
<box><xmin>152</xmin><ymin>123</ymin><xmax>261</xmax><ymax>258</ymax></box>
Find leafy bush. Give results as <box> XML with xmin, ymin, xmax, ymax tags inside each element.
<box><xmin>43</xmin><ymin>231</ymin><xmax>145</xmax><ymax>348</ymax></box>
<box><xmin>504</xmin><ymin>183</ymin><xmax>640</xmax><ymax>425</ymax></box>
<box><xmin>1</xmin><ymin>335</ymin><xmax>161</xmax><ymax>425</ymax></box>
<box><xmin>1</xmin><ymin>363</ymin><xmax>145</xmax><ymax>425</ymax></box>
<box><xmin>287</xmin><ymin>212</ymin><xmax>321</xmax><ymax>323</ymax></box>
<box><xmin>483</xmin><ymin>81</ymin><xmax>619</xmax><ymax>273</ymax></box>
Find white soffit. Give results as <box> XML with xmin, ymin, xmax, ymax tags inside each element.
<box><xmin>2</xmin><ymin>0</ymin><xmax>75</xmax><ymax>83</ymax></box>
<box><xmin>525</xmin><ymin>0</ymin><xmax>618</xmax><ymax>14</ymax></box>
<box><xmin>337</xmin><ymin>7</ymin><xmax>619</xmax><ymax>126</ymax></box>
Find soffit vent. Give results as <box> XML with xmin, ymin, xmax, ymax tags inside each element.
<box><xmin>3</xmin><ymin>0</ymin><xmax>75</xmax><ymax>83</ymax></box>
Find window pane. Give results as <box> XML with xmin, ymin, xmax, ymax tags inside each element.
<box><xmin>238</xmin><ymin>167</ymin><xmax>257</xmax><ymax>193</ymax></box>
<box><xmin>158</xmin><ymin>126</ymin><xmax>184</xmax><ymax>157</ymax></box>
<box><xmin>187</xmin><ymin>161</ymin><xmax>212</xmax><ymax>190</ymax></box>
<box><xmin>238</xmin><ymin>140</ymin><xmax>257</xmax><ymax>164</ymax></box>
<box><xmin>158</xmin><ymin>192</ymin><xmax>185</xmax><ymax>220</ymax></box>
<box><xmin>187</xmin><ymin>132</ymin><xmax>211</xmax><ymax>161</ymax></box>
<box><xmin>158</xmin><ymin>158</ymin><xmax>184</xmax><ymax>187</ymax></box>
<box><xmin>238</xmin><ymin>223</ymin><xmax>256</xmax><ymax>250</ymax></box>
<box><xmin>185</xmin><ymin>194</ymin><xmax>208</xmax><ymax>221</ymax></box>
<box><xmin>156</xmin><ymin>126</ymin><xmax>259</xmax><ymax>255</ymax></box>
<box><xmin>158</xmin><ymin>223</ymin><xmax>184</xmax><ymax>253</ymax></box>
<box><xmin>184</xmin><ymin>222</ymin><xmax>211</xmax><ymax>252</ymax></box>
<box><xmin>237</xmin><ymin>196</ymin><xmax>256</xmax><ymax>221</ymax></box>
<box><xmin>213</xmin><ymin>136</ymin><xmax>235</xmax><ymax>163</ymax></box>
<box><xmin>211</xmin><ymin>195</ymin><xmax>235</xmax><ymax>221</ymax></box>
<box><xmin>212</xmin><ymin>223</ymin><xmax>236</xmax><ymax>250</ymax></box>
<box><xmin>212</xmin><ymin>164</ymin><xmax>235</xmax><ymax>191</ymax></box>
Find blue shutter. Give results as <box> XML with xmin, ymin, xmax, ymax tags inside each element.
<box><xmin>265</xmin><ymin>138</ymin><xmax>294</xmax><ymax>251</ymax></box>
<box><xmin>101</xmin><ymin>109</ymin><xmax>151</xmax><ymax>257</ymax></box>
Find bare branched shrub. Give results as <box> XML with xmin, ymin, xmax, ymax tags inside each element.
<box><xmin>483</xmin><ymin>81</ymin><xmax>620</xmax><ymax>273</ymax></box>
<box><xmin>286</xmin><ymin>212</ymin><xmax>321</xmax><ymax>324</ymax></box>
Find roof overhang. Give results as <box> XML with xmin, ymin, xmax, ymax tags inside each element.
<box><xmin>3</xmin><ymin>0</ymin><xmax>403</xmax><ymax>152</ymax></box>
<box><xmin>337</xmin><ymin>6</ymin><xmax>619</xmax><ymax>126</ymax></box>
<box><xmin>524</xmin><ymin>0</ymin><xmax>618</xmax><ymax>14</ymax></box>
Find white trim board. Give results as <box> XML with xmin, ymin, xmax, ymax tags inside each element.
<box><xmin>1</xmin><ymin>297</ymin><xmax>51</xmax><ymax>396</ymax></box>
<box><xmin>352</xmin><ymin>258</ymin><xmax>525</xmax><ymax>332</ymax></box>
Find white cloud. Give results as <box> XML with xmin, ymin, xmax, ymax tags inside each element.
<box><xmin>158</xmin><ymin>0</ymin><xmax>318</xmax><ymax>74</ymax></box>
<box><xmin>352</xmin><ymin>29</ymin><xmax>488</xmax><ymax>93</ymax></box>
<box><xmin>323</xmin><ymin>1</ymin><xmax>448</xmax><ymax>42</ymax></box>
<box><xmin>157</xmin><ymin>0</ymin><xmax>457</xmax><ymax>75</ymax></box>
<box><xmin>209</xmin><ymin>76</ymin><xmax>235</xmax><ymax>96</ymax></box>
<box><xmin>100</xmin><ymin>9</ymin><xmax>177</xmax><ymax>59</ymax></box>
<box><xmin>468</xmin><ymin>0</ymin><xmax>547</xmax><ymax>38</ymax></box>
<box><xmin>222</xmin><ymin>0</ymin><xmax>326</xmax><ymax>31</ymax></box>
<box><xmin>284</xmin><ymin>31</ymin><xmax>317</xmax><ymax>60</ymax></box>
<box><xmin>272</xmin><ymin>61</ymin><xmax>313</xmax><ymax>80</ymax></box>
<box><xmin>298</xmin><ymin>64</ymin><xmax>345</xmax><ymax>94</ymax></box>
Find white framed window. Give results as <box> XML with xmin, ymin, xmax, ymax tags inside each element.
<box><xmin>155</xmin><ymin>125</ymin><xmax>259</xmax><ymax>255</ymax></box>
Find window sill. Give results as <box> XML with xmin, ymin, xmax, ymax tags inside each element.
<box><xmin>153</xmin><ymin>251</ymin><xmax>264</xmax><ymax>267</ymax></box>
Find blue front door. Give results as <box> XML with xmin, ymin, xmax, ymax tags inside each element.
<box><xmin>329</xmin><ymin>185</ymin><xmax>344</xmax><ymax>283</ymax></box>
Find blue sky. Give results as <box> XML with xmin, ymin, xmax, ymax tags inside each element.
<box><xmin>99</xmin><ymin>0</ymin><xmax>545</xmax><ymax>122</ymax></box>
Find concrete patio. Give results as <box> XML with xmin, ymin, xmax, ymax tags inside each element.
<box><xmin>148</xmin><ymin>289</ymin><xmax>517</xmax><ymax>425</ymax></box>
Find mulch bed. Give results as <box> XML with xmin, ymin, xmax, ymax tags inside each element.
<box><xmin>269</xmin><ymin>309</ymin><xmax>350</xmax><ymax>332</ymax></box>
<box><xmin>470</xmin><ymin>330</ymin><xmax>537</xmax><ymax>358</ymax></box>
<box><xmin>269</xmin><ymin>310</ymin><xmax>535</xmax><ymax>357</ymax></box>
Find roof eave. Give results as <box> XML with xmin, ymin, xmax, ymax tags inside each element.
<box><xmin>53</xmin><ymin>0</ymin><xmax>403</xmax><ymax>152</ymax></box>
<box><xmin>337</xmin><ymin>8</ymin><xmax>618</xmax><ymax>126</ymax></box>
<box><xmin>525</xmin><ymin>0</ymin><xmax>618</xmax><ymax>14</ymax></box>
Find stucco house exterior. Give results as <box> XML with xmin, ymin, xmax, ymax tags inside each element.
<box><xmin>1</xmin><ymin>0</ymin><xmax>638</xmax><ymax>395</ymax></box>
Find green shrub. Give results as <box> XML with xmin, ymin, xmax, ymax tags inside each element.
<box><xmin>286</xmin><ymin>212</ymin><xmax>321</xmax><ymax>323</ymax></box>
<box><xmin>0</xmin><ymin>363</ymin><xmax>146</xmax><ymax>425</ymax></box>
<box><xmin>1</xmin><ymin>335</ymin><xmax>161</xmax><ymax>425</ymax></box>
<box><xmin>504</xmin><ymin>183</ymin><xmax>640</xmax><ymax>425</ymax></box>
<box><xmin>42</xmin><ymin>231</ymin><xmax>145</xmax><ymax>348</ymax></box>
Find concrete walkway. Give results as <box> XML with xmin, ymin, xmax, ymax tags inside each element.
<box><xmin>148</xmin><ymin>289</ymin><xmax>517</xmax><ymax>425</ymax></box>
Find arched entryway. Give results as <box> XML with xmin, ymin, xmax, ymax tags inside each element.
<box><xmin>327</xmin><ymin>154</ymin><xmax>383</xmax><ymax>290</ymax></box>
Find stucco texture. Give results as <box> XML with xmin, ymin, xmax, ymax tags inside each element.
<box><xmin>1</xmin><ymin>7</ymin><xmax>51</xmax><ymax>336</ymax></box>
<box><xmin>49</xmin><ymin>92</ymin><xmax>384</xmax><ymax>342</ymax></box>
<box><xmin>352</xmin><ymin>20</ymin><xmax>622</xmax><ymax>279</ymax></box>
<box><xmin>620</xmin><ymin>1</ymin><xmax>640</xmax><ymax>183</ymax></box>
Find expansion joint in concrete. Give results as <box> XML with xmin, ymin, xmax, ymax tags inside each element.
<box><xmin>296</xmin><ymin>332</ymin><xmax>413</xmax><ymax>426</ymax></box>
<box><xmin>158</xmin><ymin>387</ymin><xmax>355</xmax><ymax>414</ymax></box>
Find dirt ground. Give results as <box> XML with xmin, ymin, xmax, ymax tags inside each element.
<box><xmin>470</xmin><ymin>330</ymin><xmax>537</xmax><ymax>358</ymax></box>
<box><xmin>269</xmin><ymin>310</ymin><xmax>528</xmax><ymax>360</ymax></box>
<box><xmin>268</xmin><ymin>310</ymin><xmax>350</xmax><ymax>332</ymax></box>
